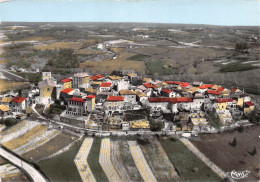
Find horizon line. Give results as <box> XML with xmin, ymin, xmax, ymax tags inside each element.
<box><xmin>1</xmin><ymin>21</ymin><xmax>259</xmax><ymax>27</ymax></box>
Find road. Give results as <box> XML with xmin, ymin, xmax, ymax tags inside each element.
<box><xmin>0</xmin><ymin>147</ymin><xmax>47</xmax><ymax>182</ymax></box>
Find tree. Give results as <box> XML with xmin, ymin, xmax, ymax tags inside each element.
<box><xmin>250</xmin><ymin>146</ymin><xmax>257</xmax><ymax>156</ymax></box>
<box><xmin>231</xmin><ymin>137</ymin><xmax>237</xmax><ymax>147</ymax></box>
<box><xmin>150</xmin><ymin>120</ymin><xmax>163</xmax><ymax>131</ymax></box>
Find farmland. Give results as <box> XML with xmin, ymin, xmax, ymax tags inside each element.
<box><xmin>0</xmin><ymin>79</ymin><xmax>30</xmax><ymax>94</ymax></box>
<box><xmin>192</xmin><ymin>125</ymin><xmax>260</xmax><ymax>182</ymax></box>
<box><xmin>0</xmin><ymin>22</ymin><xmax>259</xmax><ymax>93</ymax></box>
<box><xmin>66</xmin><ymin>137</ymin><xmax>222</xmax><ymax>182</ymax></box>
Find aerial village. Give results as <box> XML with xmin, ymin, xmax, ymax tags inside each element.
<box><xmin>0</xmin><ymin>70</ymin><xmax>256</xmax><ymax>136</ymax></box>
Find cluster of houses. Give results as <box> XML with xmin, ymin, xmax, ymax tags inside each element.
<box><xmin>0</xmin><ymin>71</ymin><xmax>256</xmax><ymax>133</ymax></box>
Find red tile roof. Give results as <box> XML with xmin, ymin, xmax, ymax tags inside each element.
<box><xmin>86</xmin><ymin>95</ymin><xmax>96</xmax><ymax>99</ymax></box>
<box><xmin>149</xmin><ymin>97</ymin><xmax>193</xmax><ymax>103</ymax></box>
<box><xmin>90</xmin><ymin>74</ymin><xmax>104</xmax><ymax>80</ymax></box>
<box><xmin>143</xmin><ymin>83</ymin><xmax>156</xmax><ymax>89</ymax></box>
<box><xmin>11</xmin><ymin>97</ymin><xmax>26</xmax><ymax>103</ymax></box>
<box><xmin>68</xmin><ymin>97</ymin><xmax>86</xmax><ymax>103</ymax></box>
<box><xmin>216</xmin><ymin>98</ymin><xmax>233</xmax><ymax>103</ymax></box>
<box><xmin>245</xmin><ymin>101</ymin><xmax>255</xmax><ymax>106</ymax></box>
<box><xmin>61</xmin><ymin>78</ymin><xmax>72</xmax><ymax>83</ymax></box>
<box><xmin>199</xmin><ymin>84</ymin><xmax>214</xmax><ymax>89</ymax></box>
<box><xmin>149</xmin><ymin>97</ymin><xmax>178</xmax><ymax>103</ymax></box>
<box><xmin>96</xmin><ymin>74</ymin><xmax>104</xmax><ymax>78</ymax></box>
<box><xmin>107</xmin><ymin>96</ymin><xmax>124</xmax><ymax>101</ymax></box>
<box><xmin>100</xmin><ymin>82</ymin><xmax>112</xmax><ymax>87</ymax></box>
<box><xmin>207</xmin><ymin>90</ymin><xmax>220</xmax><ymax>95</ymax></box>
<box><xmin>61</xmin><ymin>88</ymin><xmax>74</xmax><ymax>94</ymax></box>
<box><xmin>177</xmin><ymin>97</ymin><xmax>193</xmax><ymax>102</ymax></box>
<box><xmin>179</xmin><ymin>82</ymin><xmax>190</xmax><ymax>88</ymax></box>
<box><xmin>161</xmin><ymin>89</ymin><xmax>172</xmax><ymax>94</ymax></box>
<box><xmin>231</xmin><ymin>88</ymin><xmax>238</xmax><ymax>92</ymax></box>
<box><xmin>216</xmin><ymin>87</ymin><xmax>225</xmax><ymax>92</ymax></box>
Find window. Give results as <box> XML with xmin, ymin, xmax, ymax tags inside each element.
<box><xmin>47</xmin><ymin>88</ymin><xmax>50</xmax><ymax>91</ymax></box>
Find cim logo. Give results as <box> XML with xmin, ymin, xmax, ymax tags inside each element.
<box><xmin>227</xmin><ymin>170</ymin><xmax>251</xmax><ymax>179</ymax></box>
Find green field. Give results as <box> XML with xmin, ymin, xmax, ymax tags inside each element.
<box><xmin>10</xmin><ymin>71</ymin><xmax>42</xmax><ymax>85</ymax></box>
<box><xmin>159</xmin><ymin>137</ymin><xmax>221</xmax><ymax>182</ymax></box>
<box><xmin>215</xmin><ymin>61</ymin><xmax>257</xmax><ymax>73</ymax></box>
<box><xmin>127</xmin><ymin>54</ymin><xmax>150</xmax><ymax>61</ymax></box>
<box><xmin>87</xmin><ymin>137</ymin><xmax>108</xmax><ymax>182</ymax></box>
<box><xmin>146</xmin><ymin>59</ymin><xmax>177</xmax><ymax>75</ymax></box>
<box><xmin>37</xmin><ymin>140</ymin><xmax>83</xmax><ymax>182</ymax></box>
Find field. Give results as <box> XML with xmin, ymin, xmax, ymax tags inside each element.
<box><xmin>160</xmin><ymin>137</ymin><xmax>221</xmax><ymax>181</ymax></box>
<box><xmin>0</xmin><ymin>79</ymin><xmax>30</xmax><ymax>94</ymax></box>
<box><xmin>68</xmin><ymin>136</ymin><xmax>222</xmax><ymax>182</ymax></box>
<box><xmin>139</xmin><ymin>138</ymin><xmax>179</xmax><ymax>181</ymax></box>
<box><xmin>22</xmin><ymin>132</ymin><xmax>78</xmax><ymax>162</ymax></box>
<box><xmin>34</xmin><ymin>41</ymin><xmax>83</xmax><ymax>50</ymax></box>
<box><xmin>192</xmin><ymin>125</ymin><xmax>260</xmax><ymax>182</ymax></box>
<box><xmin>80</xmin><ymin>59</ymin><xmax>146</xmax><ymax>74</ymax></box>
<box><xmin>37</xmin><ymin>139</ymin><xmax>83</xmax><ymax>182</ymax></box>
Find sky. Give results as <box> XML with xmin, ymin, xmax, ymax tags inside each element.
<box><xmin>0</xmin><ymin>0</ymin><xmax>259</xmax><ymax>26</ymax></box>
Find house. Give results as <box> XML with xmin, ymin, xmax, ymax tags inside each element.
<box><xmin>99</xmin><ymin>82</ymin><xmax>112</xmax><ymax>92</ymax></box>
<box><xmin>217</xmin><ymin>109</ymin><xmax>233</xmax><ymax>125</ymax></box>
<box><xmin>142</xmin><ymin>77</ymin><xmax>151</xmax><ymax>83</ymax></box>
<box><xmin>90</xmin><ymin>74</ymin><xmax>104</xmax><ymax>81</ymax></box>
<box><xmin>66</xmin><ymin>97</ymin><xmax>87</xmax><ymax>116</ymax></box>
<box><xmin>0</xmin><ymin>105</ymin><xmax>11</xmax><ymax>117</ymax></box>
<box><xmin>215</xmin><ymin>98</ymin><xmax>235</xmax><ymax>110</ymax></box>
<box><xmin>177</xmin><ymin>97</ymin><xmax>193</xmax><ymax>111</ymax></box>
<box><xmin>119</xmin><ymin>89</ymin><xmax>136</xmax><ymax>104</ymax></box>
<box><xmin>231</xmin><ymin>88</ymin><xmax>242</xmax><ymax>93</ymax></box>
<box><xmin>161</xmin><ymin>89</ymin><xmax>176</xmax><ymax>97</ymax></box>
<box><xmin>72</xmin><ymin>73</ymin><xmax>89</xmax><ymax>88</ymax></box>
<box><xmin>60</xmin><ymin>78</ymin><xmax>72</xmax><ymax>89</ymax></box>
<box><xmin>42</xmin><ymin>72</ymin><xmax>51</xmax><ymax>80</ymax></box>
<box><xmin>192</xmin><ymin>81</ymin><xmax>203</xmax><ymax>87</ymax></box>
<box><xmin>115</xmin><ymin>80</ymin><xmax>129</xmax><ymax>92</ymax></box>
<box><xmin>127</xmin><ymin>73</ymin><xmax>137</xmax><ymax>84</ymax></box>
<box><xmin>10</xmin><ymin>96</ymin><xmax>27</xmax><ymax>112</ymax></box>
<box><xmin>104</xmin><ymin>96</ymin><xmax>125</xmax><ymax>116</ymax></box>
<box><xmin>190</xmin><ymin>112</ymin><xmax>208</xmax><ymax>132</ymax></box>
<box><xmin>107</xmin><ymin>75</ymin><xmax>123</xmax><ymax>82</ymax></box>
<box><xmin>60</xmin><ymin>88</ymin><xmax>75</xmax><ymax>103</ymax></box>
<box><xmin>192</xmin><ymin>93</ymin><xmax>204</xmax><ymax>111</ymax></box>
<box><xmin>135</xmin><ymin>90</ymin><xmax>148</xmax><ymax>103</ymax></box>
<box><xmin>85</xmin><ymin>88</ymin><xmax>97</xmax><ymax>95</ymax></box>
<box><xmin>206</xmin><ymin>90</ymin><xmax>220</xmax><ymax>99</ymax></box>
<box><xmin>38</xmin><ymin>79</ymin><xmax>55</xmax><ymax>105</ymax></box>
<box><xmin>148</xmin><ymin>97</ymin><xmax>178</xmax><ymax>114</ymax></box>
<box><xmin>0</xmin><ymin>97</ymin><xmax>13</xmax><ymax>107</ymax></box>
<box><xmin>85</xmin><ymin>95</ymin><xmax>96</xmax><ymax>112</ymax></box>
<box><xmin>244</xmin><ymin>101</ymin><xmax>255</xmax><ymax>114</ymax></box>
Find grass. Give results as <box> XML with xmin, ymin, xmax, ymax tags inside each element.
<box><xmin>146</xmin><ymin>59</ymin><xmax>177</xmax><ymax>76</ymax></box>
<box><xmin>37</xmin><ymin>139</ymin><xmax>83</xmax><ymax>182</ymax></box>
<box><xmin>127</xmin><ymin>54</ymin><xmax>150</xmax><ymax>61</ymax></box>
<box><xmin>80</xmin><ymin>59</ymin><xmax>146</xmax><ymax>74</ymax></box>
<box><xmin>87</xmin><ymin>137</ymin><xmax>108</xmax><ymax>182</ymax></box>
<box><xmin>44</xmin><ymin>104</ymin><xmax>66</xmax><ymax>117</ymax></box>
<box><xmin>219</xmin><ymin>62</ymin><xmax>256</xmax><ymax>72</ymax></box>
<box><xmin>159</xmin><ymin>137</ymin><xmax>221</xmax><ymax>182</ymax></box>
<box><xmin>34</xmin><ymin>41</ymin><xmax>83</xmax><ymax>51</ymax></box>
<box><xmin>10</xmin><ymin>71</ymin><xmax>42</xmax><ymax>85</ymax></box>
<box><xmin>3</xmin><ymin>125</ymin><xmax>47</xmax><ymax>150</ymax></box>
<box><xmin>22</xmin><ymin>133</ymin><xmax>77</xmax><ymax>162</ymax></box>
<box><xmin>0</xmin><ymin>79</ymin><xmax>30</xmax><ymax>94</ymax></box>
<box><xmin>123</xmin><ymin>109</ymin><xmax>148</xmax><ymax>121</ymax></box>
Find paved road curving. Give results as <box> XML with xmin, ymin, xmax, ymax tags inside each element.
<box><xmin>0</xmin><ymin>147</ymin><xmax>47</xmax><ymax>182</ymax></box>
